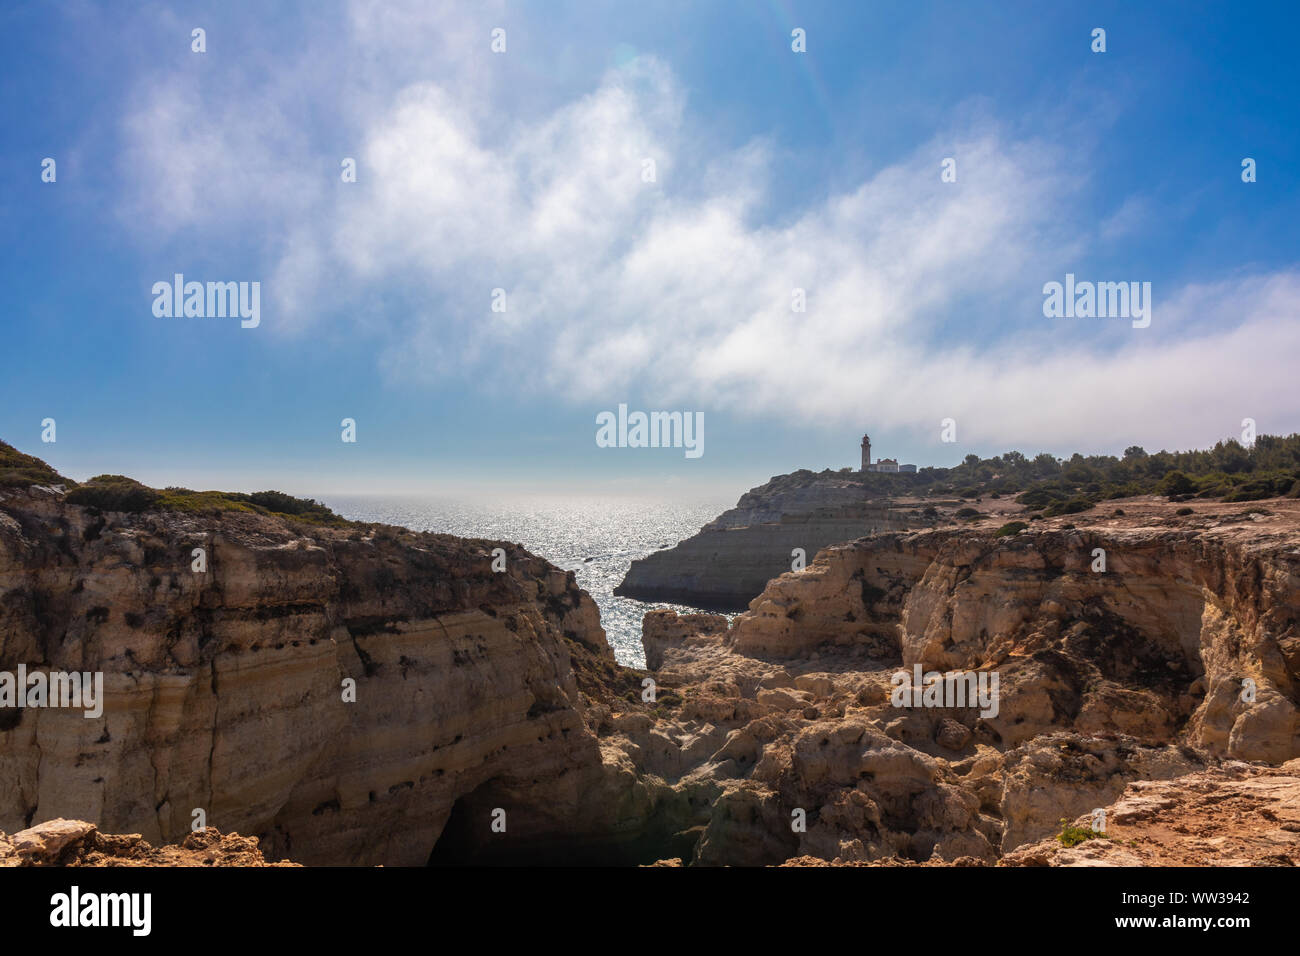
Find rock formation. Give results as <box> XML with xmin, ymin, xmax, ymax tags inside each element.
<box><xmin>593</xmin><ymin>497</ymin><xmax>1300</xmax><ymax>865</ymax></box>
<box><xmin>728</xmin><ymin>509</ymin><xmax>1300</xmax><ymax>761</ymax></box>
<box><xmin>0</xmin><ymin>818</ymin><xmax>296</xmax><ymax>866</ymax></box>
<box><xmin>6</xmin><ymin>445</ymin><xmax>1299</xmax><ymax>867</ymax></box>
<box><xmin>1001</xmin><ymin>759</ymin><xmax>1300</xmax><ymax>866</ymax></box>
<box><xmin>617</xmin><ymin>473</ymin><xmax>928</xmax><ymax>610</ymax></box>
<box><xmin>0</xmin><ymin>483</ymin><xmax>657</xmax><ymax>866</ymax></box>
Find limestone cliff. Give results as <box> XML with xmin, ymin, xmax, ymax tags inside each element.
<box><xmin>7</xmin><ymin>456</ymin><xmax>1299</xmax><ymax>868</ymax></box>
<box><xmin>0</xmin><ymin>484</ymin><xmax>653</xmax><ymax>866</ymax></box>
<box><xmin>617</xmin><ymin>473</ymin><xmax>929</xmax><ymax>610</ymax></box>
<box><xmin>728</xmin><ymin>506</ymin><xmax>1300</xmax><ymax>762</ymax></box>
<box><xmin>593</xmin><ymin>497</ymin><xmax>1300</xmax><ymax>865</ymax></box>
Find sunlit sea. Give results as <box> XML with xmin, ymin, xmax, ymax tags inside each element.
<box><xmin>321</xmin><ymin>494</ymin><xmax>732</xmax><ymax>668</ymax></box>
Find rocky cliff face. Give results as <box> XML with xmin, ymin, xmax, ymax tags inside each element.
<box><xmin>617</xmin><ymin>474</ymin><xmax>928</xmax><ymax>610</ymax></box>
<box><xmin>8</xmin><ymin>470</ymin><xmax>1298</xmax><ymax>868</ymax></box>
<box><xmin>0</xmin><ymin>485</ymin><xmax>655</xmax><ymax>866</ymax></box>
<box><xmin>729</xmin><ymin>511</ymin><xmax>1300</xmax><ymax>762</ymax></box>
<box><xmin>592</xmin><ymin>498</ymin><xmax>1300</xmax><ymax>864</ymax></box>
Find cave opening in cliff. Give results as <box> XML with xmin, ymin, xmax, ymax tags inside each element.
<box><xmin>427</xmin><ymin>780</ymin><xmax>699</xmax><ymax>867</ymax></box>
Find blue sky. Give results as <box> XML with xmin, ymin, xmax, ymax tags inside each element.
<box><xmin>2</xmin><ymin>1</ymin><xmax>1298</xmax><ymax>498</ymax></box>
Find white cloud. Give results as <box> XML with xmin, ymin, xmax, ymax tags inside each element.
<box><xmin>116</xmin><ymin>0</ymin><xmax>1300</xmax><ymax>450</ymax></box>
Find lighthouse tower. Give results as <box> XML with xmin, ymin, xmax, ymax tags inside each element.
<box><xmin>860</xmin><ymin>434</ymin><xmax>871</xmax><ymax>472</ymax></box>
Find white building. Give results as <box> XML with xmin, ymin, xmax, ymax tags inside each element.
<box><xmin>860</xmin><ymin>434</ymin><xmax>917</xmax><ymax>473</ymax></box>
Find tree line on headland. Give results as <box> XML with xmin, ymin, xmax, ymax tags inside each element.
<box><xmin>795</xmin><ymin>433</ymin><xmax>1300</xmax><ymax>516</ymax></box>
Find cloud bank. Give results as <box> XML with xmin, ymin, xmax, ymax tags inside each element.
<box><xmin>117</xmin><ymin>0</ymin><xmax>1300</xmax><ymax>451</ymax></box>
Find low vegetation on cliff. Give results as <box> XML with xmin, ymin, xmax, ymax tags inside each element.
<box><xmin>0</xmin><ymin>439</ymin><xmax>71</xmax><ymax>488</ymax></box>
<box><xmin>800</xmin><ymin>433</ymin><xmax>1300</xmax><ymax>509</ymax></box>
<box><xmin>1</xmin><ymin>440</ymin><xmax>348</xmax><ymax>526</ymax></box>
<box><xmin>1056</xmin><ymin>818</ymin><xmax>1109</xmax><ymax>849</ymax></box>
<box><xmin>68</xmin><ymin>477</ymin><xmax>349</xmax><ymax>526</ymax></box>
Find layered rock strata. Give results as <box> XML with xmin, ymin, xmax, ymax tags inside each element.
<box><xmin>7</xmin><ymin>474</ymin><xmax>1299</xmax><ymax>868</ymax></box>
<box><xmin>592</xmin><ymin>500</ymin><xmax>1300</xmax><ymax>864</ymax></box>
<box><xmin>0</xmin><ymin>486</ymin><xmax>652</xmax><ymax>866</ymax></box>
<box><xmin>618</xmin><ymin>475</ymin><xmax>928</xmax><ymax>610</ymax></box>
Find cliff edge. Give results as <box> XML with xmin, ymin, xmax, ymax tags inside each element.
<box><xmin>617</xmin><ymin>471</ymin><xmax>931</xmax><ymax>610</ymax></box>
<box><xmin>0</xmin><ymin>470</ymin><xmax>661</xmax><ymax>866</ymax></box>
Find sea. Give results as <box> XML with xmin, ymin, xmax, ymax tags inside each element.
<box><xmin>321</xmin><ymin>494</ymin><xmax>733</xmax><ymax>668</ymax></box>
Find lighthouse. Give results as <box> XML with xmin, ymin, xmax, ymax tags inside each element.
<box><xmin>860</xmin><ymin>434</ymin><xmax>871</xmax><ymax>472</ymax></box>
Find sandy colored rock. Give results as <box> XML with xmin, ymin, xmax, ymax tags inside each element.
<box><xmin>7</xmin><ymin>473</ymin><xmax>1300</xmax><ymax>868</ymax></box>
<box><xmin>588</xmin><ymin>498</ymin><xmax>1300</xmax><ymax>866</ymax></box>
<box><xmin>0</xmin><ymin>486</ymin><xmax>660</xmax><ymax>866</ymax></box>
<box><xmin>0</xmin><ymin>819</ymin><xmax>297</xmax><ymax>866</ymax></box>
<box><xmin>1003</xmin><ymin>762</ymin><xmax>1300</xmax><ymax>866</ymax></box>
<box><xmin>618</xmin><ymin>475</ymin><xmax>929</xmax><ymax>610</ymax></box>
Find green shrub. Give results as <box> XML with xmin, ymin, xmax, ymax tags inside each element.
<box><xmin>1225</xmin><ymin>487</ymin><xmax>1275</xmax><ymax>503</ymax></box>
<box><xmin>0</xmin><ymin>441</ymin><xmax>71</xmax><ymax>488</ymax></box>
<box><xmin>1157</xmin><ymin>471</ymin><xmax>1196</xmax><ymax>497</ymax></box>
<box><xmin>65</xmin><ymin>476</ymin><xmax>160</xmax><ymax>513</ymax></box>
<box><xmin>1016</xmin><ymin>487</ymin><xmax>1068</xmax><ymax>509</ymax></box>
<box><xmin>954</xmin><ymin>507</ymin><xmax>980</xmax><ymax>519</ymax></box>
<box><xmin>154</xmin><ymin>488</ymin><xmax>258</xmax><ymax>514</ymax></box>
<box><xmin>1175</xmin><ymin>506</ymin><xmax>1194</xmax><ymax>516</ymax></box>
<box><xmin>995</xmin><ymin>521</ymin><xmax>1028</xmax><ymax>537</ymax></box>
<box><xmin>1043</xmin><ymin>498</ymin><xmax>1094</xmax><ymax>517</ymax></box>
<box><xmin>1224</xmin><ymin>477</ymin><xmax>1283</xmax><ymax>502</ymax></box>
<box><xmin>1057</xmin><ymin>818</ymin><xmax>1109</xmax><ymax>848</ymax></box>
<box><xmin>240</xmin><ymin>490</ymin><xmax>327</xmax><ymax>516</ymax></box>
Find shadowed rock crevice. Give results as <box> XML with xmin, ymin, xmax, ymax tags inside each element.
<box><xmin>425</xmin><ymin>777</ymin><xmax>701</xmax><ymax>867</ymax></box>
